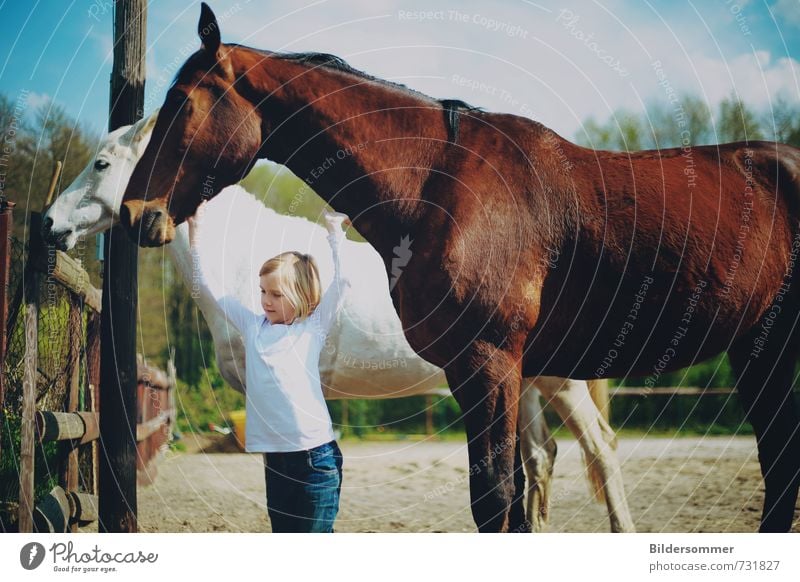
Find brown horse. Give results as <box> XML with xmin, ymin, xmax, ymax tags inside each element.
<box><xmin>122</xmin><ymin>3</ymin><xmax>800</xmax><ymax>531</ymax></box>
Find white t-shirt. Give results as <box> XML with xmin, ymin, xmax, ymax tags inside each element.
<box><xmin>193</xmin><ymin>231</ymin><xmax>350</xmax><ymax>452</ymax></box>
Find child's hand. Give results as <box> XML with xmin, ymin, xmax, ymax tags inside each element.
<box><xmin>322</xmin><ymin>208</ymin><xmax>351</xmax><ymax>235</ymax></box>
<box><xmin>187</xmin><ymin>200</ymin><xmax>208</xmax><ymax>248</ymax></box>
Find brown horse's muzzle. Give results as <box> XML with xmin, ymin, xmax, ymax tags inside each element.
<box><xmin>120</xmin><ymin>199</ymin><xmax>176</xmax><ymax>247</ymax></box>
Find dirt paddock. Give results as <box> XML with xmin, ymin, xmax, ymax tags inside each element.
<box><xmin>123</xmin><ymin>435</ymin><xmax>798</xmax><ymax>533</ymax></box>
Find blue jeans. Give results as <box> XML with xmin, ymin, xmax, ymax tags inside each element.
<box><xmin>263</xmin><ymin>440</ymin><xmax>343</xmax><ymax>533</ymax></box>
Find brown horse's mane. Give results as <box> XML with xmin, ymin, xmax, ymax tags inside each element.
<box><xmin>234</xmin><ymin>45</ymin><xmax>486</xmax><ymax>143</ymax></box>
<box><xmin>239</xmin><ymin>45</ymin><xmax>482</xmax><ymax>110</ymax></box>
<box><xmin>172</xmin><ymin>43</ymin><xmax>484</xmax><ymax>143</ymax></box>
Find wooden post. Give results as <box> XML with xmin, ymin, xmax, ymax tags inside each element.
<box><xmin>86</xmin><ymin>311</ymin><xmax>101</xmax><ymax>496</ymax></box>
<box><xmin>61</xmin><ymin>292</ymin><xmax>82</xmax><ymax>532</ymax></box>
<box><xmin>0</xmin><ymin>197</ymin><xmax>14</xmax><ymax>464</ymax></box>
<box><xmin>99</xmin><ymin>0</ymin><xmax>146</xmax><ymax>533</ymax></box>
<box><xmin>43</xmin><ymin>162</ymin><xmax>62</xmax><ymax>209</ymax></box>
<box><xmin>18</xmin><ymin>218</ymin><xmax>40</xmax><ymax>533</ymax></box>
<box><xmin>18</xmin><ymin>162</ymin><xmax>61</xmax><ymax>533</ymax></box>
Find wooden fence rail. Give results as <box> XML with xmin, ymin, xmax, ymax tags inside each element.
<box><xmin>610</xmin><ymin>386</ymin><xmax>737</xmax><ymax>396</ymax></box>
<box><xmin>136</xmin><ymin>357</ymin><xmax>176</xmax><ymax>486</ymax></box>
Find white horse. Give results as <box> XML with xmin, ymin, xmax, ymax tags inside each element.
<box><xmin>42</xmin><ymin>112</ymin><xmax>633</xmax><ymax>533</ymax></box>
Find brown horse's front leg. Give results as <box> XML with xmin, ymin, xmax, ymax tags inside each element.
<box><xmin>445</xmin><ymin>340</ymin><xmax>523</xmax><ymax>532</ymax></box>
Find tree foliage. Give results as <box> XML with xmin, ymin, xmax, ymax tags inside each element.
<box><xmin>576</xmin><ymin>92</ymin><xmax>798</xmax><ymax>151</ymax></box>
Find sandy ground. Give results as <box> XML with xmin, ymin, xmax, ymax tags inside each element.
<box><xmin>119</xmin><ymin>435</ymin><xmax>798</xmax><ymax>533</ymax></box>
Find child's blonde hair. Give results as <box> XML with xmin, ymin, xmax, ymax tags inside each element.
<box><xmin>259</xmin><ymin>252</ymin><xmax>322</xmax><ymax>322</ymax></box>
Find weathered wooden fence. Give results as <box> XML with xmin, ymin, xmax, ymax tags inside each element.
<box><xmin>136</xmin><ymin>356</ymin><xmax>176</xmax><ymax>486</ymax></box>
<box><xmin>0</xmin><ymin>168</ymin><xmax>175</xmax><ymax>532</ymax></box>
<box><xmin>8</xmin><ymin>165</ymin><xmax>103</xmax><ymax>533</ymax></box>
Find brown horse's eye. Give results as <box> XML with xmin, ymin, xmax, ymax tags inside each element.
<box><xmin>167</xmin><ymin>91</ymin><xmax>189</xmax><ymax>109</ymax></box>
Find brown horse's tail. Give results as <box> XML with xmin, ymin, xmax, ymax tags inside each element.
<box><xmin>584</xmin><ymin>379</ymin><xmax>617</xmax><ymax>503</ymax></box>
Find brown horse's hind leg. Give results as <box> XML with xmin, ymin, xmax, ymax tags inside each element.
<box><xmin>445</xmin><ymin>340</ymin><xmax>523</xmax><ymax>533</ymax></box>
<box><xmin>728</xmin><ymin>306</ymin><xmax>800</xmax><ymax>532</ymax></box>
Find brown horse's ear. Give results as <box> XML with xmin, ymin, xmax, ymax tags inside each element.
<box><xmin>198</xmin><ymin>2</ymin><xmax>221</xmax><ymax>56</ymax></box>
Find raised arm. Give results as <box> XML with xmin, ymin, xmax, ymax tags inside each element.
<box><xmin>188</xmin><ymin>202</ymin><xmax>261</xmax><ymax>333</ymax></box>
<box><xmin>313</xmin><ymin>210</ymin><xmax>352</xmax><ymax>335</ymax></box>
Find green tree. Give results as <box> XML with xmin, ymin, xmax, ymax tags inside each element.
<box><xmin>575</xmin><ymin>93</ymin><xmax>787</xmax><ymax>152</ymax></box>
<box><xmin>615</xmin><ymin>111</ymin><xmax>646</xmax><ymax>151</ymax></box>
<box><xmin>578</xmin><ymin>114</ymin><xmax>631</xmax><ymax>150</ymax></box>
<box><xmin>10</xmin><ymin>101</ymin><xmax>95</xmax><ymax>222</ymax></box>
<box><xmin>646</xmin><ymin>95</ymin><xmax>713</xmax><ymax>148</ymax></box>
<box><xmin>163</xmin><ymin>258</ymin><xmax>216</xmax><ymax>388</ymax></box>
<box><xmin>578</xmin><ymin>109</ymin><xmax>659</xmax><ymax>151</ymax></box>
<box><xmin>716</xmin><ymin>94</ymin><xmax>764</xmax><ymax>142</ymax></box>
<box><xmin>762</xmin><ymin>96</ymin><xmax>800</xmax><ymax>147</ymax></box>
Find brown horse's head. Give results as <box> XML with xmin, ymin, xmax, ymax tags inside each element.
<box><xmin>121</xmin><ymin>3</ymin><xmax>262</xmax><ymax>246</ymax></box>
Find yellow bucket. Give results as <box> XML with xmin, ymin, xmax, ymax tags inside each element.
<box><xmin>229</xmin><ymin>410</ymin><xmax>246</xmax><ymax>452</ymax></box>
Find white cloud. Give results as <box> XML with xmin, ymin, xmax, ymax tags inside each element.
<box><xmin>25</xmin><ymin>91</ymin><xmax>51</xmax><ymax>111</ymax></box>
<box><xmin>772</xmin><ymin>0</ymin><xmax>800</xmax><ymax>28</ymax></box>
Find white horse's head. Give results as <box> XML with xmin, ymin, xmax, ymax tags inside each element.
<box><xmin>41</xmin><ymin>110</ymin><xmax>159</xmax><ymax>250</ymax></box>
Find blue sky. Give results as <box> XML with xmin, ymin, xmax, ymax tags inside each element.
<box><xmin>1</xmin><ymin>0</ymin><xmax>798</xmax><ymax>139</ymax></box>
